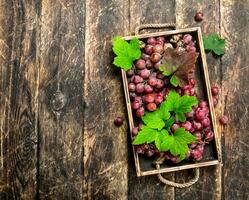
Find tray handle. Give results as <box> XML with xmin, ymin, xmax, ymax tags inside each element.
<box><xmin>135</xmin><ymin>23</ymin><xmax>176</xmax><ymax>35</ymax></box>
<box><xmin>156</xmin><ymin>164</ymin><xmax>199</xmax><ymax>188</ymax></box>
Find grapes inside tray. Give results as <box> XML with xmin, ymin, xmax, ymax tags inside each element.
<box><xmin>112</xmin><ymin>28</ymin><xmax>219</xmax><ymax>175</ymax></box>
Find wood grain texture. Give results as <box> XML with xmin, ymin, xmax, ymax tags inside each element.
<box><xmin>220</xmin><ymin>0</ymin><xmax>249</xmax><ymax>199</ymax></box>
<box><xmin>175</xmin><ymin>1</ymin><xmax>222</xmax><ymax>199</ymax></box>
<box><xmin>128</xmin><ymin>1</ymin><xmax>176</xmax><ymax>199</ymax></box>
<box><xmin>38</xmin><ymin>0</ymin><xmax>84</xmax><ymax>199</ymax></box>
<box><xmin>0</xmin><ymin>1</ymin><xmax>40</xmax><ymax>199</ymax></box>
<box><xmin>83</xmin><ymin>0</ymin><xmax>129</xmax><ymax>199</ymax></box>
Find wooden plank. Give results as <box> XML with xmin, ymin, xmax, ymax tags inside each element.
<box><xmin>220</xmin><ymin>0</ymin><xmax>249</xmax><ymax>199</ymax></box>
<box><xmin>128</xmin><ymin>1</ymin><xmax>176</xmax><ymax>199</ymax></box>
<box><xmin>83</xmin><ymin>0</ymin><xmax>130</xmax><ymax>199</ymax></box>
<box><xmin>0</xmin><ymin>1</ymin><xmax>40</xmax><ymax>199</ymax></box>
<box><xmin>38</xmin><ymin>1</ymin><xmax>85</xmax><ymax>199</ymax></box>
<box><xmin>175</xmin><ymin>1</ymin><xmax>222</xmax><ymax>199</ymax></box>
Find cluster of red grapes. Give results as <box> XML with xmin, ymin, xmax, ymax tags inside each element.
<box><xmin>127</xmin><ymin>34</ymin><xmax>197</xmax><ymax>118</ymax></box>
<box><xmin>127</xmin><ymin>34</ymin><xmax>214</xmax><ymax>163</ymax></box>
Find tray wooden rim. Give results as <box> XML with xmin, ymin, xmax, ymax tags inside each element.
<box><xmin>121</xmin><ymin>27</ymin><xmax>222</xmax><ymax>177</ymax></box>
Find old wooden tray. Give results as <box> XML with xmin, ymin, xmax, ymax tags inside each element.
<box><xmin>121</xmin><ymin>27</ymin><xmax>222</xmax><ymax>177</ymax></box>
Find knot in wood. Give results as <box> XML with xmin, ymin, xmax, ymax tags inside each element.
<box><xmin>51</xmin><ymin>91</ymin><xmax>67</xmax><ymax>112</ymax></box>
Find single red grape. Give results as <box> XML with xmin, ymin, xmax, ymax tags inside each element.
<box><xmin>182</xmin><ymin>34</ymin><xmax>192</xmax><ymax>44</ymax></box>
<box><xmin>126</xmin><ymin>69</ymin><xmax>134</xmax><ymax>77</ymax></box>
<box><xmin>147</xmin><ymin>103</ymin><xmax>157</xmax><ymax>111</ymax></box>
<box><xmin>136</xmin><ymin>83</ymin><xmax>145</xmax><ymax>94</ymax></box>
<box><xmin>144</xmin><ymin>93</ymin><xmax>155</xmax><ymax>103</ymax></box>
<box><xmin>128</xmin><ymin>83</ymin><xmax>136</xmax><ymax>92</ymax></box>
<box><xmin>150</xmin><ymin>53</ymin><xmax>161</xmax><ymax>63</ymax></box>
<box><xmin>219</xmin><ymin>115</ymin><xmax>228</xmax><ymax>125</ymax></box>
<box><xmin>144</xmin><ymin>45</ymin><xmax>153</xmax><ymax>55</ymax></box>
<box><xmin>147</xmin><ymin>37</ymin><xmax>157</xmax><ymax>45</ymax></box>
<box><xmin>135</xmin><ymin>59</ymin><xmax>146</xmax><ymax>69</ymax></box>
<box><xmin>153</xmin><ymin>44</ymin><xmax>164</xmax><ymax>54</ymax></box>
<box><xmin>148</xmin><ymin>77</ymin><xmax>157</xmax><ymax>87</ymax></box>
<box><xmin>132</xmin><ymin>127</ymin><xmax>139</xmax><ymax>136</ymax></box>
<box><xmin>114</xmin><ymin>117</ymin><xmax>123</xmax><ymax>126</ymax></box>
<box><xmin>136</xmin><ymin>107</ymin><xmax>145</xmax><ymax>118</ymax></box>
<box><xmin>202</xmin><ymin>117</ymin><xmax>211</xmax><ymax>127</ymax></box>
<box><xmin>211</xmin><ymin>86</ymin><xmax>219</xmax><ymax>96</ymax></box>
<box><xmin>195</xmin><ymin>11</ymin><xmax>204</xmax><ymax>22</ymax></box>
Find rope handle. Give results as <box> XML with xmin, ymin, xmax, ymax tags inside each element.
<box><xmin>135</xmin><ymin>23</ymin><xmax>176</xmax><ymax>35</ymax></box>
<box><xmin>156</xmin><ymin>164</ymin><xmax>200</xmax><ymax>188</ymax></box>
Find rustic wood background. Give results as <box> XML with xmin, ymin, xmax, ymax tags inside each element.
<box><xmin>0</xmin><ymin>0</ymin><xmax>248</xmax><ymax>199</ymax></box>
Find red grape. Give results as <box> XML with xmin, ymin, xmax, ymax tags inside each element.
<box><xmin>147</xmin><ymin>103</ymin><xmax>157</xmax><ymax>111</ymax></box>
<box><xmin>172</xmin><ymin>123</ymin><xmax>180</xmax><ymax>132</ymax></box>
<box><xmin>189</xmin><ymin>79</ymin><xmax>196</xmax><ymax>86</ymax></box>
<box><xmin>201</xmin><ymin>106</ymin><xmax>209</xmax><ymax>114</ymax></box>
<box><xmin>155</xmin><ymin>79</ymin><xmax>164</xmax><ymax>89</ymax></box>
<box><xmin>182</xmin><ymin>34</ymin><xmax>192</xmax><ymax>44</ymax></box>
<box><xmin>201</xmin><ymin>117</ymin><xmax>211</xmax><ymax>127</ymax></box>
<box><xmin>182</xmin><ymin>121</ymin><xmax>192</xmax><ymax>131</ymax></box>
<box><xmin>144</xmin><ymin>93</ymin><xmax>155</xmax><ymax>103</ymax></box>
<box><xmin>136</xmin><ymin>83</ymin><xmax>145</xmax><ymax>93</ymax></box>
<box><xmin>154</xmin><ymin>94</ymin><xmax>164</xmax><ymax>104</ymax></box>
<box><xmin>199</xmin><ymin>100</ymin><xmax>208</xmax><ymax>108</ymax></box>
<box><xmin>148</xmin><ymin>77</ymin><xmax>157</xmax><ymax>87</ymax></box>
<box><xmin>153</xmin><ymin>44</ymin><xmax>164</xmax><ymax>54</ymax></box>
<box><xmin>114</xmin><ymin>117</ymin><xmax>123</xmax><ymax>126</ymax></box>
<box><xmin>211</xmin><ymin>86</ymin><xmax>219</xmax><ymax>96</ymax></box>
<box><xmin>219</xmin><ymin>115</ymin><xmax>228</xmax><ymax>125</ymax></box>
<box><xmin>136</xmin><ymin>146</ymin><xmax>145</xmax><ymax>154</ymax></box>
<box><xmin>212</xmin><ymin>96</ymin><xmax>218</xmax><ymax>107</ymax></box>
<box><xmin>136</xmin><ymin>107</ymin><xmax>145</xmax><ymax>118</ymax></box>
<box><xmin>128</xmin><ymin>83</ymin><xmax>136</xmax><ymax>92</ymax></box>
<box><xmin>150</xmin><ymin>53</ymin><xmax>161</xmax><ymax>63</ymax></box>
<box><xmin>126</xmin><ymin>69</ymin><xmax>134</xmax><ymax>77</ymax></box>
<box><xmin>144</xmin><ymin>84</ymin><xmax>153</xmax><ymax>93</ymax></box>
<box><xmin>195</xmin><ymin>11</ymin><xmax>204</xmax><ymax>22</ymax></box>
<box><xmin>157</xmin><ymin>36</ymin><xmax>165</xmax><ymax>43</ymax></box>
<box><xmin>193</xmin><ymin>121</ymin><xmax>202</xmax><ymax>130</ymax></box>
<box><xmin>186</xmin><ymin>46</ymin><xmax>196</xmax><ymax>53</ymax></box>
<box><xmin>135</xmin><ymin>59</ymin><xmax>146</xmax><ymax>69</ymax></box>
<box><xmin>196</xmin><ymin>110</ymin><xmax>206</xmax><ymax>120</ymax></box>
<box><xmin>204</xmin><ymin>129</ymin><xmax>214</xmax><ymax>142</ymax></box>
<box><xmin>142</xmin><ymin>53</ymin><xmax>150</xmax><ymax>60</ymax></box>
<box><xmin>154</xmin><ymin>61</ymin><xmax>162</xmax><ymax>70</ymax></box>
<box><xmin>146</xmin><ymin>149</ymin><xmax>155</xmax><ymax>157</ymax></box>
<box><xmin>147</xmin><ymin>37</ymin><xmax>157</xmax><ymax>45</ymax></box>
<box><xmin>132</xmin><ymin>127</ymin><xmax>139</xmax><ymax>136</ymax></box>
<box><xmin>146</xmin><ymin>60</ymin><xmax>153</xmax><ymax>68</ymax></box>
<box><xmin>134</xmin><ymin>96</ymin><xmax>142</xmax><ymax>103</ymax></box>
<box><xmin>139</xmin><ymin>68</ymin><xmax>150</xmax><ymax>79</ymax></box>
<box><xmin>191</xmin><ymin>147</ymin><xmax>203</xmax><ymax>161</ymax></box>
<box><xmin>132</xmin><ymin>75</ymin><xmax>143</xmax><ymax>84</ymax></box>
<box><xmin>131</xmin><ymin>101</ymin><xmax>141</xmax><ymax>110</ymax></box>
<box><xmin>193</xmin><ymin>131</ymin><xmax>202</xmax><ymax>141</ymax></box>
<box><xmin>144</xmin><ymin>45</ymin><xmax>153</xmax><ymax>55</ymax></box>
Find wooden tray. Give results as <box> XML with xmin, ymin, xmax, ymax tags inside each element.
<box><xmin>121</xmin><ymin>27</ymin><xmax>222</xmax><ymax>177</ymax></box>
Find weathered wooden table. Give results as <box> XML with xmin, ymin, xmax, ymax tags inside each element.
<box><xmin>0</xmin><ymin>0</ymin><xmax>248</xmax><ymax>199</ymax></box>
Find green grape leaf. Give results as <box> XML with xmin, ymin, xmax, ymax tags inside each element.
<box><xmin>160</xmin><ymin>128</ymin><xmax>196</xmax><ymax>161</ymax></box>
<box><xmin>203</xmin><ymin>33</ymin><xmax>225</xmax><ymax>56</ymax></box>
<box><xmin>112</xmin><ymin>36</ymin><xmax>141</xmax><ymax>71</ymax></box>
